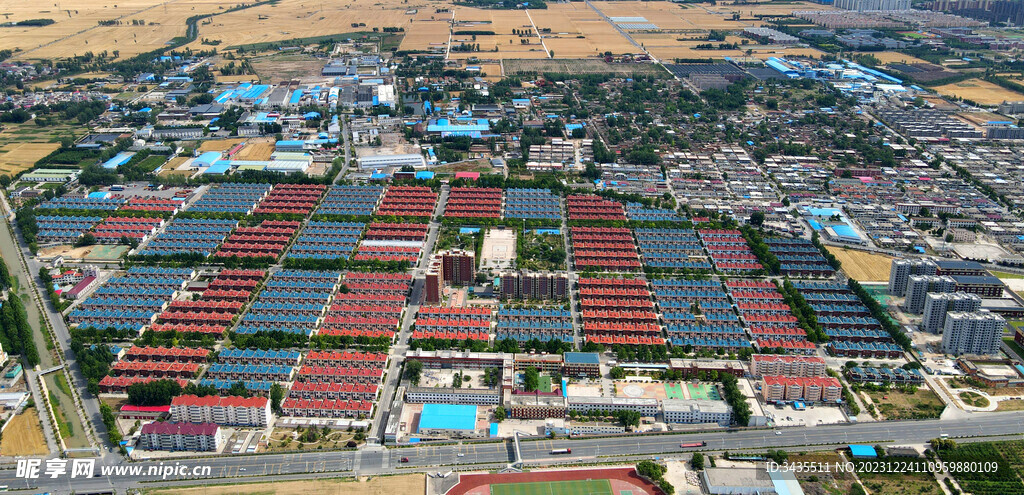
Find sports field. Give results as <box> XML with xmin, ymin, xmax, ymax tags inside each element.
<box><xmin>492</xmin><ymin>480</ymin><xmax>612</xmax><ymax>495</ymax></box>
<box><xmin>686</xmin><ymin>383</ymin><xmax>721</xmax><ymax>400</ymax></box>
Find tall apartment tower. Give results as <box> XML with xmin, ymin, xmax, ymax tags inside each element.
<box><xmin>921</xmin><ymin>292</ymin><xmax>982</xmax><ymax>333</ymax></box>
<box><xmin>500</xmin><ymin>271</ymin><xmax>568</xmax><ymax>300</ymax></box>
<box><xmin>425</xmin><ymin>261</ymin><xmax>443</xmax><ymax>304</ymax></box>
<box><xmin>942</xmin><ymin>311</ymin><xmax>1005</xmax><ymax>356</ymax></box>
<box><xmin>888</xmin><ymin>258</ymin><xmax>938</xmax><ymax>296</ymax></box>
<box><xmin>904</xmin><ymin>275</ymin><xmax>956</xmax><ymax>314</ymax></box>
<box><xmin>499</xmin><ymin>271</ymin><xmax>521</xmax><ymax>299</ymax></box>
<box><xmin>440</xmin><ymin>249</ymin><xmax>475</xmax><ymax>286</ymax></box>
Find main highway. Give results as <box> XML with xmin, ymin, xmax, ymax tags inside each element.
<box><xmin>3</xmin><ymin>412</ymin><xmax>1023</xmax><ymax>494</ymax></box>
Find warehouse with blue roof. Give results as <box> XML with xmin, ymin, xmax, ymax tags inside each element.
<box><xmin>417</xmin><ymin>404</ymin><xmax>479</xmax><ymax>434</ymax></box>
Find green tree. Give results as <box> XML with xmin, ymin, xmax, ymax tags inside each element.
<box><xmin>404</xmin><ymin>359</ymin><xmax>423</xmax><ymax>386</ymax></box>
<box><xmin>749</xmin><ymin>211</ymin><xmax>765</xmax><ymax>228</ymax></box>
<box><xmin>691</xmin><ymin>452</ymin><xmax>705</xmax><ymax>470</ymax></box>
<box><xmin>494</xmin><ymin>406</ymin><xmax>506</xmax><ymax>422</ymax></box>
<box><xmin>523</xmin><ymin>367</ymin><xmax>540</xmax><ymax>392</ymax></box>
<box><xmin>270</xmin><ymin>383</ymin><xmax>284</xmax><ymax>413</ymax></box>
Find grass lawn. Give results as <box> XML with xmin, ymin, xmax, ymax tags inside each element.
<box><xmin>490</xmin><ymin>480</ymin><xmax>612</xmax><ymax>495</ymax></box>
<box><xmin>867</xmin><ymin>387</ymin><xmax>945</xmax><ymax>420</ymax></box>
<box><xmin>1004</xmin><ymin>337</ymin><xmax>1024</xmax><ymax>361</ymax></box>
<box><xmin>135</xmin><ymin>155</ymin><xmax>168</xmax><ymax>172</ymax></box>
<box><xmin>538</xmin><ymin>375</ymin><xmax>552</xmax><ymax>393</ymax></box>
<box><xmin>991</xmin><ymin>270</ymin><xmax>1024</xmax><ymax>279</ymax></box>
<box><xmin>857</xmin><ymin>465</ymin><xmax>942</xmax><ymax>495</ymax></box>
<box><xmin>959</xmin><ymin>391</ymin><xmax>990</xmax><ymax>408</ymax></box>
<box><xmin>997</xmin><ymin>399</ymin><xmax>1024</xmax><ymax>411</ymax></box>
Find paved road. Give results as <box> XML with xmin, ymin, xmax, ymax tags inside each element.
<box><xmin>0</xmin><ymin>199</ymin><xmax>103</xmax><ymax>456</ymax></box>
<box><xmin>368</xmin><ymin>185</ymin><xmax>448</xmax><ymax>442</ymax></box>
<box><xmin>2</xmin><ymin>412</ymin><xmax>1023</xmax><ymax>494</ymax></box>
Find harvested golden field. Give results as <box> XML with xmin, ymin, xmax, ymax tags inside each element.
<box><xmin>0</xmin><ymin>142</ymin><xmax>61</xmax><ymax>176</ymax></box>
<box><xmin>183</xmin><ymin>0</ymin><xmax>428</xmax><ymax>51</ymax></box>
<box><xmin>215</xmin><ymin>74</ymin><xmax>261</xmax><ymax>84</ymax></box>
<box><xmin>234</xmin><ymin>140</ymin><xmax>275</xmax><ymax>161</ymax></box>
<box><xmin>644</xmin><ymin>40</ymin><xmax>823</xmax><ymax>62</ymax></box>
<box><xmin>148</xmin><ymin>474</ymin><xmax>425</xmax><ymax>495</ymax></box>
<box><xmin>534</xmin><ymin>4</ymin><xmax>635</xmax><ymax>56</ymax></box>
<box><xmin>709</xmin><ymin>0</ymin><xmax>839</xmax><ymax>15</ymax></box>
<box><xmin>1</xmin><ymin>408</ymin><xmax>49</xmax><ymax>456</ymax></box>
<box><xmin>198</xmin><ymin>138</ymin><xmax>245</xmax><ymax>152</ymax></box>
<box><xmin>5</xmin><ymin>0</ymin><xmax>229</xmax><ymax>60</ymax></box>
<box><xmin>399</xmin><ymin>19</ymin><xmax>450</xmax><ymax>52</ymax></box>
<box><xmin>864</xmin><ymin>51</ymin><xmax>930</xmax><ymax>65</ymax></box>
<box><xmin>934</xmin><ymin>78</ymin><xmax>1024</xmax><ymax>105</ymax></box>
<box><xmin>827</xmin><ymin>247</ymin><xmax>894</xmax><ymax>282</ymax></box>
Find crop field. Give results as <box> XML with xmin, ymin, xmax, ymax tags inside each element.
<box><xmin>233</xmin><ymin>140</ymin><xmax>275</xmax><ymax>161</ymax></box>
<box><xmin>0</xmin><ymin>142</ymin><xmax>61</xmax><ymax>177</ymax></box>
<box><xmin>181</xmin><ymin>0</ymin><xmax>429</xmax><ymax>51</ymax></box>
<box><xmin>0</xmin><ymin>408</ymin><xmax>49</xmax><ymax>456</ymax></box>
<box><xmin>826</xmin><ymin>247</ymin><xmax>893</xmax><ymax>282</ymax></box>
<box><xmin>935</xmin><ymin>78</ymin><xmax>1024</xmax><ymax>106</ymax></box>
<box><xmin>149</xmin><ymin>474</ymin><xmax>425</xmax><ymax>495</ymax></box>
<box><xmin>198</xmin><ymin>138</ymin><xmax>245</xmax><ymax>152</ymax></box>
<box><xmin>535</xmin><ymin>4</ymin><xmax>635</xmax><ymax>57</ymax></box>
<box><xmin>0</xmin><ymin>122</ymin><xmax>82</xmax><ymax>177</ymax></box>
<box><xmin>502</xmin><ymin>58</ymin><xmax>666</xmax><ymax>76</ymax></box>
<box><xmin>865</xmin><ymin>51</ymin><xmax>931</xmax><ymax>65</ymax></box>
<box><xmin>399</xmin><ymin>19</ymin><xmax>450</xmax><ymax>52</ymax></box>
<box><xmin>3</xmin><ymin>0</ymin><xmax>230</xmax><ymax>60</ymax></box>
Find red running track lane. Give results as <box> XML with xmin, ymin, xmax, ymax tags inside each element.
<box><xmin>447</xmin><ymin>467</ymin><xmax>663</xmax><ymax>495</ymax></box>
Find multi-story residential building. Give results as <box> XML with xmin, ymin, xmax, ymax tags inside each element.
<box><xmin>942</xmin><ymin>311</ymin><xmax>1005</xmax><ymax>356</ymax></box>
<box><xmin>441</xmin><ymin>249</ymin><xmax>475</xmax><ymax>286</ymax></box>
<box><xmin>169</xmin><ymin>395</ymin><xmax>272</xmax><ymax>427</ymax></box>
<box><xmin>749</xmin><ymin>355</ymin><xmax>827</xmax><ymax>377</ymax></box>
<box><xmin>905</xmin><ymin>275</ymin><xmax>956</xmax><ymax>314</ymax></box>
<box><xmin>662</xmin><ymin>399</ymin><xmax>733</xmax><ymax>425</ymax></box>
<box><xmin>499</xmin><ymin>271</ymin><xmax>569</xmax><ymax>300</ymax></box>
<box><xmin>888</xmin><ymin>259</ymin><xmax>937</xmax><ymax>296</ymax></box>
<box><xmin>922</xmin><ymin>292</ymin><xmax>982</xmax><ymax>333</ymax></box>
<box><xmin>566</xmin><ymin>397</ymin><xmax>660</xmax><ymax>416</ymax></box>
<box><xmin>760</xmin><ymin>376</ymin><xmax>842</xmax><ymax>403</ymax></box>
<box><xmin>404</xmin><ymin>387</ymin><xmax>500</xmax><ymax>405</ymax></box>
<box><xmin>510</xmin><ymin>395</ymin><xmax>567</xmax><ymax>419</ymax></box>
<box><xmin>138</xmin><ymin>422</ymin><xmax>222</xmax><ymax>452</ymax></box>
<box><xmin>425</xmin><ymin>260</ymin><xmax>443</xmax><ymax>304</ymax></box>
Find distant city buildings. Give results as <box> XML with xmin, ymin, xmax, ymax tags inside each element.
<box><xmin>834</xmin><ymin>0</ymin><xmax>911</xmax><ymax>10</ymax></box>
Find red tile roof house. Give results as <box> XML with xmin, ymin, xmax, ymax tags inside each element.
<box><xmin>118</xmin><ymin>404</ymin><xmax>170</xmax><ymax>420</ymax></box>
<box><xmin>169</xmin><ymin>395</ymin><xmax>272</xmax><ymax>427</ymax></box>
<box><xmin>138</xmin><ymin>422</ymin><xmax>222</xmax><ymax>452</ymax></box>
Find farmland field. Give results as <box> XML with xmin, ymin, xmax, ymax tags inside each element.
<box><xmin>181</xmin><ymin>0</ymin><xmax>435</xmax><ymax>51</ymax></box>
<box><xmin>0</xmin><ymin>122</ymin><xmax>82</xmax><ymax>177</ymax></box>
<box><xmin>148</xmin><ymin>473</ymin><xmax>425</xmax><ymax>495</ymax></box>
<box><xmin>502</xmin><ymin>59</ymin><xmax>667</xmax><ymax>76</ymax></box>
<box><xmin>399</xmin><ymin>19</ymin><xmax>450</xmax><ymax>52</ymax></box>
<box><xmin>0</xmin><ymin>408</ymin><xmax>49</xmax><ymax>456</ymax></box>
<box><xmin>198</xmin><ymin>138</ymin><xmax>245</xmax><ymax>152</ymax></box>
<box><xmin>934</xmin><ymin>78</ymin><xmax>1024</xmax><ymax>105</ymax></box>
<box><xmin>3</xmin><ymin>0</ymin><xmax>230</xmax><ymax>60</ymax></box>
<box><xmin>826</xmin><ymin>247</ymin><xmax>893</xmax><ymax>282</ymax></box>
<box><xmin>864</xmin><ymin>51</ymin><xmax>931</xmax><ymax>65</ymax></box>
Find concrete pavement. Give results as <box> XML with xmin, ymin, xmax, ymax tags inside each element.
<box><xmin>2</xmin><ymin>411</ymin><xmax>1023</xmax><ymax>494</ymax></box>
